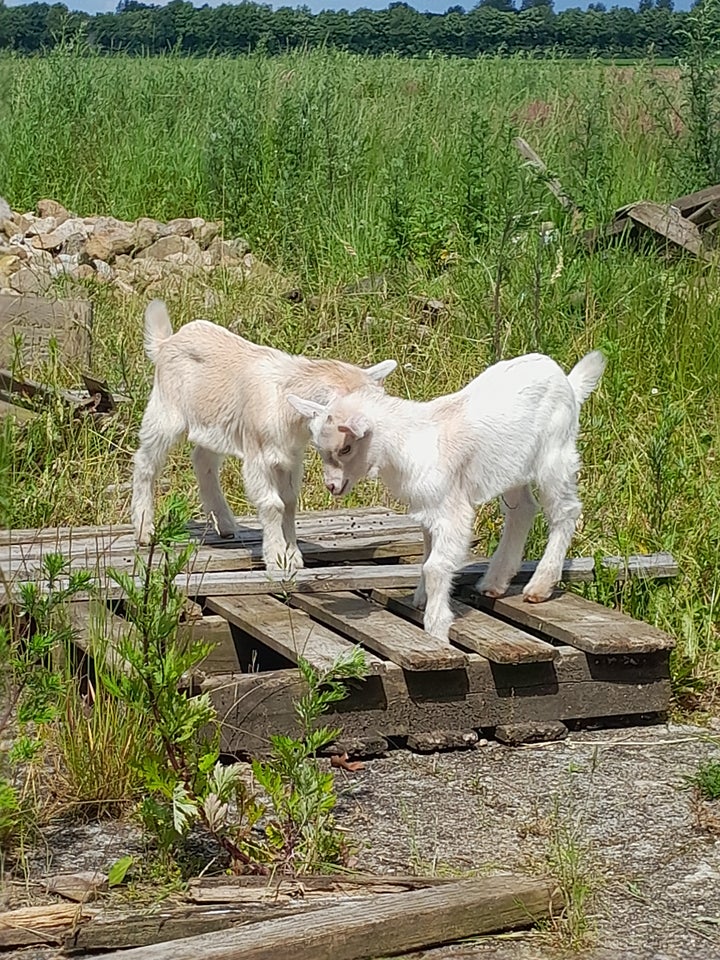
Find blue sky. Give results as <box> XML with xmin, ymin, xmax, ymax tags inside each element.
<box><xmin>6</xmin><ymin>0</ymin><xmax>693</xmax><ymax>20</ymax></box>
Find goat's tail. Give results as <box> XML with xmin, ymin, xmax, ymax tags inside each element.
<box><xmin>567</xmin><ymin>350</ymin><xmax>606</xmax><ymax>405</ymax></box>
<box><xmin>143</xmin><ymin>299</ymin><xmax>173</xmax><ymax>364</ymax></box>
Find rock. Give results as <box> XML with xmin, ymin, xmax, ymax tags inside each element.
<box><xmin>93</xmin><ymin>259</ymin><xmax>114</xmax><ymax>281</ymax></box>
<box><xmin>195</xmin><ymin>220</ymin><xmax>222</xmax><ymax>248</ymax></box>
<box><xmin>0</xmin><ymin>254</ymin><xmax>20</xmax><ymax>275</ymax></box>
<box><xmin>9</xmin><ymin>266</ymin><xmax>53</xmax><ymax>295</ymax></box>
<box><xmin>114</xmin><ymin>254</ymin><xmax>133</xmax><ymax>271</ymax></box>
<box><xmin>407</xmin><ymin>729</ymin><xmax>479</xmax><ymax>753</ymax></box>
<box><xmin>75</xmin><ymin>264</ymin><xmax>96</xmax><ymax>280</ymax></box>
<box><xmin>0</xmin><ymin>197</ymin><xmax>11</xmax><ymax>222</ymax></box>
<box><xmin>47</xmin><ymin>870</ymin><xmax>108</xmax><ymax>903</ymax></box>
<box><xmin>25</xmin><ymin>216</ymin><xmax>57</xmax><ymax>237</ymax></box>
<box><xmin>205</xmin><ymin>236</ymin><xmax>247</xmax><ymax>265</ymax></box>
<box><xmin>85</xmin><ymin>219</ymin><xmax>135</xmax><ymax>261</ymax></box>
<box><xmin>494</xmin><ymin>721</ymin><xmax>569</xmax><ymax>746</ymax></box>
<box><xmin>37</xmin><ymin>199</ymin><xmax>70</xmax><ymax>224</ymax></box>
<box><xmin>0</xmin><ymin>219</ymin><xmax>18</xmax><ymax>240</ymax></box>
<box><xmin>136</xmin><ymin>235</ymin><xmax>203</xmax><ymax>262</ymax></box>
<box><xmin>132</xmin><ymin>217</ymin><xmax>165</xmax><ymax>251</ymax></box>
<box><xmin>49</xmin><ymin>254</ymin><xmax>80</xmax><ymax>278</ymax></box>
<box><xmin>113</xmin><ymin>276</ymin><xmax>136</xmax><ymax>296</ymax></box>
<box><xmin>30</xmin><ymin>218</ymin><xmax>88</xmax><ymax>252</ymax></box>
<box><xmin>166</xmin><ymin>217</ymin><xmax>193</xmax><ymax>237</ymax></box>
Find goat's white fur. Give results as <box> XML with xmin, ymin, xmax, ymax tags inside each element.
<box><xmin>289</xmin><ymin>350</ymin><xmax>606</xmax><ymax>640</ymax></box>
<box><xmin>131</xmin><ymin>300</ymin><xmax>397</xmax><ymax>569</ymax></box>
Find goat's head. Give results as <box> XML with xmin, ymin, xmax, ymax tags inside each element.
<box><xmin>288</xmin><ymin>393</ymin><xmax>373</xmax><ymax>497</ymax></box>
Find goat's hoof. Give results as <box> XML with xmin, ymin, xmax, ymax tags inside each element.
<box><xmin>135</xmin><ymin>530</ymin><xmax>153</xmax><ymax>547</ymax></box>
<box><xmin>412</xmin><ymin>589</ymin><xmax>427</xmax><ymax>610</ymax></box>
<box><xmin>478</xmin><ymin>586</ymin><xmax>507</xmax><ymax>599</ymax></box>
<box><xmin>522</xmin><ymin>586</ymin><xmax>552</xmax><ymax>604</ymax></box>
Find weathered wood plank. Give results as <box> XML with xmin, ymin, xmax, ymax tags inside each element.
<box><xmin>669</xmin><ymin>183</ymin><xmax>720</xmax><ymax>218</ymax></box>
<box><xmin>0</xmin><ymin>903</ymin><xmax>91</xmax><ymax>948</ymax></box>
<box><xmin>181</xmin><ymin>615</ymin><xmax>240</xmax><ymax>674</ymax></box>
<box><xmin>371</xmin><ymin>588</ymin><xmax>558</xmax><ymax>664</ymax></box>
<box><xmin>0</xmin><ymin>294</ymin><xmax>92</xmax><ymax>368</ymax></box>
<box><xmin>86</xmin><ymin>875</ymin><xmax>560</xmax><ymax>960</ymax></box>
<box><xmin>470</xmin><ymin>590</ymin><xmax>676</xmax><ymax>654</ymax></box>
<box><xmin>205</xmin><ymin>595</ymin><xmax>385</xmax><ymax>675</ymax></box>
<box><xmin>0</xmin><ymin>397</ymin><xmax>37</xmax><ymax>421</ymax></box>
<box><xmin>627</xmin><ymin>201</ymin><xmax>712</xmax><ymax>260</ymax></box>
<box><xmin>186</xmin><ymin>875</ymin><xmax>454</xmax><ymax>904</ymax></box>
<box><xmin>68</xmin><ymin>600</ymin><xmax>134</xmax><ymax>675</ymax></box>
<box><xmin>206</xmin><ymin>646</ymin><xmax>671</xmax><ymax>757</ymax></box>
<box><xmin>290</xmin><ymin>592</ymin><xmax>466</xmax><ymax>671</ymax></box>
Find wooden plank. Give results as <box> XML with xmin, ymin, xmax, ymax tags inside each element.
<box><xmin>0</xmin><ymin>903</ymin><xmax>91</xmax><ymax>948</ymax></box>
<box><xmin>180</xmin><ymin>615</ymin><xmax>240</xmax><ymax>674</ymax></box>
<box><xmin>86</xmin><ymin>875</ymin><xmax>560</xmax><ymax>960</ymax></box>
<box><xmin>669</xmin><ymin>183</ymin><xmax>720</xmax><ymax>218</ymax></box>
<box><xmin>68</xmin><ymin>600</ymin><xmax>134</xmax><ymax>675</ymax></box>
<box><xmin>627</xmin><ymin>201</ymin><xmax>712</xmax><ymax>260</ymax></box>
<box><xmin>290</xmin><ymin>592</ymin><xmax>466</xmax><ymax>671</ymax></box>
<box><xmin>0</xmin><ymin>397</ymin><xmax>37</xmax><ymax>421</ymax></box>
<box><xmin>471</xmin><ymin>590</ymin><xmax>676</xmax><ymax>654</ymax></box>
<box><xmin>206</xmin><ymin>594</ymin><xmax>386</xmax><ymax>675</ymax></box>
<box><xmin>371</xmin><ymin>588</ymin><xmax>558</xmax><ymax>664</ymax></box>
<box><xmin>187</xmin><ymin>875</ymin><xmax>454</xmax><ymax>904</ymax></box>
<box><xmin>0</xmin><ymin>294</ymin><xmax>92</xmax><ymax>368</ymax></box>
<box><xmin>206</xmin><ymin>646</ymin><xmax>671</xmax><ymax>756</ymax></box>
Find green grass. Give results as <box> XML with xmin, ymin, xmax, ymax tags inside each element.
<box><xmin>687</xmin><ymin>759</ymin><xmax>720</xmax><ymax>801</ymax></box>
<box><xmin>1</xmin><ymin>49</ymin><xmax>719</xmax><ymax>694</ymax></box>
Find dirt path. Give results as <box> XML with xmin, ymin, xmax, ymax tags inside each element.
<box><xmin>4</xmin><ymin>722</ymin><xmax>720</xmax><ymax>960</ymax></box>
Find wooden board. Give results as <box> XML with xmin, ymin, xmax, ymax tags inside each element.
<box><xmin>627</xmin><ymin>201</ymin><xmax>712</xmax><ymax>260</ymax></box>
<box><xmin>84</xmin><ymin>875</ymin><xmax>560</xmax><ymax>960</ymax></box>
<box><xmin>206</xmin><ymin>645</ymin><xmax>671</xmax><ymax>756</ymax></box>
<box><xmin>206</xmin><ymin>594</ymin><xmax>386</xmax><ymax>675</ymax></box>
<box><xmin>371</xmin><ymin>588</ymin><xmax>558</xmax><ymax>664</ymax></box>
<box><xmin>290</xmin><ymin>592</ymin><xmax>467</xmax><ymax>671</ymax></box>
<box><xmin>470</xmin><ymin>589</ymin><xmax>676</xmax><ymax>654</ymax></box>
<box><xmin>0</xmin><ymin>293</ymin><xmax>92</xmax><ymax>368</ymax></box>
<box><xmin>669</xmin><ymin>183</ymin><xmax>720</xmax><ymax>218</ymax></box>
<box><xmin>0</xmin><ymin>397</ymin><xmax>37</xmax><ymax>421</ymax></box>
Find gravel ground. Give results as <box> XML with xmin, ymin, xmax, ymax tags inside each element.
<box><xmin>3</xmin><ymin>721</ymin><xmax>720</xmax><ymax>960</ymax></box>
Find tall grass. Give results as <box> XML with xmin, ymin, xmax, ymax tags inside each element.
<box><xmin>1</xmin><ymin>49</ymin><xmax>719</xmax><ymax>689</ymax></box>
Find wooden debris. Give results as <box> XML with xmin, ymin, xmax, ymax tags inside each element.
<box><xmin>86</xmin><ymin>875</ymin><xmax>560</xmax><ymax>960</ymax></box>
<box><xmin>626</xmin><ymin>201</ymin><xmax>712</xmax><ymax>260</ymax></box>
<box><xmin>47</xmin><ymin>870</ymin><xmax>108</xmax><ymax>903</ymax></box>
<box><xmin>0</xmin><ymin>397</ymin><xmax>36</xmax><ymax>422</ymax></box>
<box><xmin>494</xmin><ymin>721</ymin><xmax>569</xmax><ymax>746</ymax></box>
<box><xmin>406</xmin><ymin>729</ymin><xmax>479</xmax><ymax>753</ymax></box>
<box><xmin>0</xmin><ymin>903</ymin><xmax>90</xmax><ymax>948</ymax></box>
<box><xmin>0</xmin><ymin>367</ymin><xmax>127</xmax><ymax>420</ymax></box>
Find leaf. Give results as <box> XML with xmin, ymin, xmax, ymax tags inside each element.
<box><xmin>172</xmin><ymin>782</ymin><xmax>198</xmax><ymax>834</ymax></box>
<box><xmin>108</xmin><ymin>855</ymin><xmax>134</xmax><ymax>887</ymax></box>
<box><xmin>330</xmin><ymin>753</ymin><xmax>365</xmax><ymax>773</ymax></box>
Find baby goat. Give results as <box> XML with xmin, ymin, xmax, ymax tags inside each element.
<box><xmin>289</xmin><ymin>350</ymin><xmax>605</xmax><ymax>640</ymax></box>
<box><xmin>131</xmin><ymin>300</ymin><xmax>396</xmax><ymax>570</ymax></box>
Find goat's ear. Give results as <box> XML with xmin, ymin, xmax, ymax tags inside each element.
<box><xmin>338</xmin><ymin>414</ymin><xmax>371</xmax><ymax>440</ymax></box>
<box><xmin>287</xmin><ymin>395</ymin><xmax>328</xmax><ymax>420</ymax></box>
<box><xmin>365</xmin><ymin>359</ymin><xmax>397</xmax><ymax>384</ymax></box>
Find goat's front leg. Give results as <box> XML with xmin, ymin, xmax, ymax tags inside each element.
<box><xmin>276</xmin><ymin>459</ymin><xmax>304</xmax><ymax>571</ymax></box>
<box><xmin>421</xmin><ymin>505</ymin><xmax>474</xmax><ymax>641</ymax></box>
<box><xmin>413</xmin><ymin>527</ymin><xmax>433</xmax><ymax>610</ymax></box>
<box><xmin>243</xmin><ymin>456</ymin><xmax>299</xmax><ymax>575</ymax></box>
<box><xmin>192</xmin><ymin>446</ymin><xmax>238</xmax><ymax>539</ymax></box>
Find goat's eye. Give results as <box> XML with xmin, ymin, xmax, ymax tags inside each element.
<box><xmin>339</xmin><ymin>444</ymin><xmax>352</xmax><ymax>456</ymax></box>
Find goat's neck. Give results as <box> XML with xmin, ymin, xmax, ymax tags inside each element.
<box><xmin>365</xmin><ymin>394</ymin><xmax>438</xmax><ymax>501</ymax></box>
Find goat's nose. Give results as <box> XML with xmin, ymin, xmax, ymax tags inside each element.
<box><xmin>325</xmin><ymin>481</ymin><xmax>336</xmax><ymax>494</ymax></box>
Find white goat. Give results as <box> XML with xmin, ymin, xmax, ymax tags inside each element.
<box><xmin>289</xmin><ymin>350</ymin><xmax>605</xmax><ymax>640</ymax></box>
<box><xmin>131</xmin><ymin>300</ymin><xmax>396</xmax><ymax>569</ymax></box>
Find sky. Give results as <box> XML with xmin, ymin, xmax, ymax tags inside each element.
<box><xmin>5</xmin><ymin>0</ymin><xmax>694</xmax><ymax>22</ymax></box>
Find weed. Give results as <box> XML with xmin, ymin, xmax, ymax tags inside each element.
<box><xmin>543</xmin><ymin>800</ymin><xmax>598</xmax><ymax>949</ymax></box>
<box><xmin>686</xmin><ymin>758</ymin><xmax>720</xmax><ymax>801</ymax></box>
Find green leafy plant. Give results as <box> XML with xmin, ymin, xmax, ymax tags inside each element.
<box><xmin>253</xmin><ymin>647</ymin><xmax>367</xmax><ymax>872</ymax></box>
<box><xmin>686</xmin><ymin>758</ymin><xmax>720</xmax><ymax>801</ymax></box>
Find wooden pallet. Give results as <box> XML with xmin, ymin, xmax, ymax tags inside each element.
<box><xmin>0</xmin><ymin>508</ymin><xmax>678</xmax><ymax>755</ymax></box>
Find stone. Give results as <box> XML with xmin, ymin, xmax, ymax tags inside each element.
<box><xmin>113</xmin><ymin>276</ymin><xmax>136</xmax><ymax>296</ymax></box>
<box><xmin>85</xmin><ymin>219</ymin><xmax>135</xmax><ymax>261</ymax></box>
<box><xmin>494</xmin><ymin>721</ymin><xmax>569</xmax><ymax>746</ymax></box>
<box><xmin>0</xmin><ymin>219</ymin><xmax>18</xmax><ymax>240</ymax></box>
<box><xmin>166</xmin><ymin>217</ymin><xmax>193</xmax><ymax>237</ymax></box>
<box><xmin>47</xmin><ymin>870</ymin><xmax>108</xmax><ymax>903</ymax></box>
<box><xmin>92</xmin><ymin>259</ymin><xmax>114</xmax><ymax>281</ymax></box>
<box><xmin>9</xmin><ymin>267</ymin><xmax>53</xmax><ymax>295</ymax></box>
<box><xmin>114</xmin><ymin>254</ymin><xmax>133</xmax><ymax>271</ymax></box>
<box><xmin>136</xmin><ymin>235</ymin><xmax>202</xmax><ymax>262</ymax></box>
<box><xmin>37</xmin><ymin>199</ymin><xmax>70</xmax><ymax>224</ymax></box>
<box><xmin>61</xmin><ymin>233</ymin><xmax>88</xmax><ymax>257</ymax></box>
<box><xmin>24</xmin><ymin>216</ymin><xmax>57</xmax><ymax>237</ymax></box>
<box><xmin>205</xmin><ymin>236</ymin><xmax>243</xmax><ymax>265</ymax></box>
<box><xmin>132</xmin><ymin>217</ymin><xmax>165</xmax><ymax>251</ymax></box>
<box><xmin>407</xmin><ymin>729</ymin><xmax>479</xmax><ymax>753</ymax></box>
<box><xmin>75</xmin><ymin>264</ymin><xmax>96</xmax><ymax>280</ymax></box>
<box><xmin>0</xmin><ymin>255</ymin><xmax>20</xmax><ymax>275</ymax></box>
<box><xmin>195</xmin><ymin>220</ymin><xmax>222</xmax><ymax>248</ymax></box>
<box><xmin>0</xmin><ymin>197</ymin><xmax>11</xmax><ymax>222</ymax></box>
<box><xmin>30</xmin><ymin>218</ymin><xmax>88</xmax><ymax>252</ymax></box>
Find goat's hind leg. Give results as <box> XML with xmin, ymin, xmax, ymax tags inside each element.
<box><xmin>476</xmin><ymin>485</ymin><xmax>538</xmax><ymax>598</ymax></box>
<box><xmin>131</xmin><ymin>394</ymin><xmax>183</xmax><ymax>545</ymax></box>
<box><xmin>192</xmin><ymin>446</ymin><xmax>237</xmax><ymax>539</ymax></box>
<box><xmin>243</xmin><ymin>455</ymin><xmax>299</xmax><ymax>574</ymax></box>
<box><xmin>524</xmin><ymin>457</ymin><xmax>581</xmax><ymax>604</ymax></box>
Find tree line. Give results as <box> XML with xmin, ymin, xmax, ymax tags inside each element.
<box><xmin>0</xmin><ymin>0</ymin><xmax>692</xmax><ymax>58</ymax></box>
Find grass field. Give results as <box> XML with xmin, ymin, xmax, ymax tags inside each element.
<box><xmin>1</xmin><ymin>49</ymin><xmax>719</xmax><ymax>697</ymax></box>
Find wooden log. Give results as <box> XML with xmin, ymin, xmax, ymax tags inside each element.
<box><xmin>371</xmin><ymin>588</ymin><xmax>558</xmax><ymax>664</ymax></box>
<box><xmin>470</xmin><ymin>590</ymin><xmax>676</xmax><ymax>654</ymax></box>
<box><xmin>290</xmin><ymin>592</ymin><xmax>467</xmax><ymax>671</ymax></box>
<box><xmin>205</xmin><ymin>594</ymin><xmax>386</xmax><ymax>674</ymax></box>
<box><xmin>85</xmin><ymin>875</ymin><xmax>560</xmax><ymax>960</ymax></box>
<box><xmin>626</xmin><ymin>201</ymin><xmax>712</xmax><ymax>260</ymax></box>
<box><xmin>0</xmin><ymin>294</ymin><xmax>92</xmax><ymax>368</ymax></box>
<box><xmin>0</xmin><ymin>903</ymin><xmax>90</xmax><ymax>947</ymax></box>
